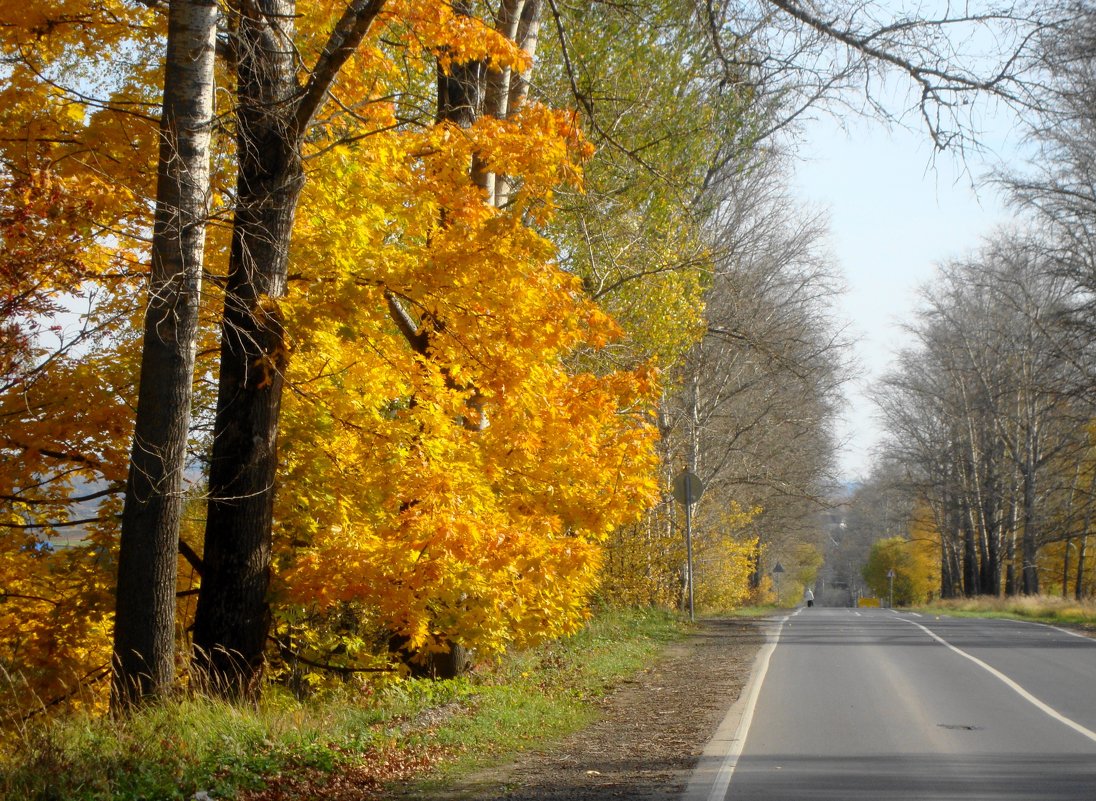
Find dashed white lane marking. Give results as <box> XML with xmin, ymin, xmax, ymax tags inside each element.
<box><xmin>897</xmin><ymin>617</ymin><xmax>1096</xmax><ymax>745</ymax></box>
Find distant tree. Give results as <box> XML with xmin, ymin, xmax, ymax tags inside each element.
<box><xmin>876</xmin><ymin>231</ymin><xmax>1090</xmax><ymax>599</ymax></box>
<box><xmin>863</xmin><ymin>535</ymin><xmax>938</xmax><ymax>606</ymax></box>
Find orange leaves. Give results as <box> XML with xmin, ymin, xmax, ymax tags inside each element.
<box><xmin>0</xmin><ymin>0</ymin><xmax>667</xmax><ymax>707</ymax></box>
<box><xmin>274</xmin><ymin>58</ymin><xmax>659</xmax><ymax>663</ymax></box>
<box><xmin>386</xmin><ymin>0</ymin><xmax>531</xmax><ymax>74</ymax></box>
<box><xmin>471</xmin><ymin>105</ymin><xmax>594</xmax><ymax>217</ymax></box>
<box><xmin>0</xmin><ymin>530</ymin><xmax>116</xmax><ymax>722</ymax></box>
<box><xmin>0</xmin><ymin>168</ymin><xmax>138</xmax><ymax>721</ymax></box>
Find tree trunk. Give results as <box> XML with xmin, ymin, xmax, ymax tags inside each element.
<box><xmin>111</xmin><ymin>0</ymin><xmax>218</xmax><ymax>711</ymax></box>
<box><xmin>1076</xmin><ymin>535</ymin><xmax>1087</xmax><ymax>600</ymax></box>
<box><xmin>940</xmin><ymin>475</ymin><xmax>962</xmax><ymax>599</ymax></box>
<box><xmin>191</xmin><ymin>0</ymin><xmax>303</xmax><ymax>699</ymax></box>
<box><xmin>1005</xmin><ymin>519</ymin><xmax>1018</xmax><ymax>596</ymax></box>
<box><xmin>1063</xmin><ymin>535</ymin><xmax>1072</xmax><ymax>598</ymax></box>
<box><xmin>1020</xmin><ymin>461</ymin><xmax>1039</xmax><ymax>594</ymax></box>
<box><xmin>1076</xmin><ymin>496</ymin><xmax>1091</xmax><ymax>600</ymax></box>
<box><xmin>491</xmin><ymin>0</ymin><xmax>542</xmax><ymax>208</ymax></box>
<box><xmin>975</xmin><ymin>452</ymin><xmax>999</xmax><ymax>594</ymax></box>
<box><xmin>961</xmin><ymin>504</ymin><xmax>978</xmax><ymax>597</ymax></box>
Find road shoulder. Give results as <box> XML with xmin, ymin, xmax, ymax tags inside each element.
<box><xmin>419</xmin><ymin>617</ymin><xmax>763</xmax><ymax>801</ymax></box>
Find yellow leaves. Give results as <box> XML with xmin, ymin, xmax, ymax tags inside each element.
<box><xmin>0</xmin><ymin>0</ymin><xmax>667</xmax><ymax>706</ymax></box>
<box><xmin>471</xmin><ymin>105</ymin><xmax>594</xmax><ymax>221</ymax></box>
<box><xmin>387</xmin><ymin>0</ymin><xmax>531</xmax><ymax>74</ymax></box>
<box><xmin>0</xmin><ymin>528</ymin><xmax>116</xmax><ymax>722</ymax></box>
<box><xmin>273</xmin><ymin>61</ymin><xmax>660</xmax><ymax>664</ymax></box>
<box><xmin>693</xmin><ymin>532</ymin><xmax>760</xmax><ymax>612</ymax></box>
<box><xmin>0</xmin><ymin>168</ymin><xmax>137</xmax><ymax>721</ymax></box>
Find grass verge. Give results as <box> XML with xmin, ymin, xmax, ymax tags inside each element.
<box><xmin>0</xmin><ymin>608</ymin><xmax>687</xmax><ymax>801</ymax></box>
<box><xmin>918</xmin><ymin>595</ymin><xmax>1096</xmax><ymax>630</ymax></box>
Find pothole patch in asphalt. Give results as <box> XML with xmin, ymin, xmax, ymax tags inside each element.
<box><xmin>937</xmin><ymin>723</ymin><xmax>982</xmax><ymax>731</ymax></box>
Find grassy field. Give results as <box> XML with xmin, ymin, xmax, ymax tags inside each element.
<box><xmin>0</xmin><ymin>608</ymin><xmax>688</xmax><ymax>801</ymax></box>
<box><xmin>918</xmin><ymin>595</ymin><xmax>1096</xmax><ymax>630</ymax></box>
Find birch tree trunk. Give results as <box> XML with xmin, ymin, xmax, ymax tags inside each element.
<box><xmin>111</xmin><ymin>0</ymin><xmax>218</xmax><ymax>711</ymax></box>
<box><xmin>1020</xmin><ymin>457</ymin><xmax>1040</xmax><ymax>594</ymax></box>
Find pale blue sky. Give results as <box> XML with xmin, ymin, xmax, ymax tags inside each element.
<box><xmin>790</xmin><ymin>110</ymin><xmax>1027</xmax><ymax>481</ymax></box>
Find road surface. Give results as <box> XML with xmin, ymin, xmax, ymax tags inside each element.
<box><xmin>686</xmin><ymin>608</ymin><xmax>1096</xmax><ymax>800</ymax></box>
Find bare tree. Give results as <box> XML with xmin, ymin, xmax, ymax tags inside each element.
<box><xmin>685</xmin><ymin>164</ymin><xmax>851</xmax><ymax>595</ymax></box>
<box><xmin>876</xmin><ymin>231</ymin><xmax>1089</xmax><ymax>598</ymax></box>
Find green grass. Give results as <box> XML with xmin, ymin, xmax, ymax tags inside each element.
<box><xmin>422</xmin><ymin>607</ymin><xmax>686</xmax><ymax>775</ymax></box>
<box><xmin>0</xmin><ymin>608</ymin><xmax>688</xmax><ymax>801</ymax></box>
<box><xmin>917</xmin><ymin>595</ymin><xmax>1096</xmax><ymax>629</ymax></box>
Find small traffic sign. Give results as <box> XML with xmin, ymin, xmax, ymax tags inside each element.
<box><xmin>673</xmin><ymin>470</ymin><xmax>704</xmax><ymax>505</ymax></box>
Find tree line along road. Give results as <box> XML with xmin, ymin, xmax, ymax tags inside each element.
<box><xmin>686</xmin><ymin>608</ymin><xmax>1096</xmax><ymax>800</ymax></box>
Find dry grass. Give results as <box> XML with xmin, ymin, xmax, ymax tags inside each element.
<box><xmin>924</xmin><ymin>595</ymin><xmax>1096</xmax><ymax>629</ymax></box>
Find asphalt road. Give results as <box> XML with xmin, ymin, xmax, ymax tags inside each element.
<box><xmin>686</xmin><ymin>608</ymin><xmax>1096</xmax><ymax>800</ymax></box>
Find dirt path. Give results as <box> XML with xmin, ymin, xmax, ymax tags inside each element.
<box><xmin>429</xmin><ymin>618</ymin><xmax>764</xmax><ymax>801</ymax></box>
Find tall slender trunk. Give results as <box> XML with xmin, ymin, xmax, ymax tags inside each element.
<box><xmin>191</xmin><ymin>0</ymin><xmax>303</xmax><ymax>698</ymax></box>
<box><xmin>1076</xmin><ymin>534</ymin><xmax>1088</xmax><ymax>600</ymax></box>
<box><xmin>111</xmin><ymin>0</ymin><xmax>218</xmax><ymax>711</ymax></box>
<box><xmin>939</xmin><ymin>470</ymin><xmax>963</xmax><ymax>599</ymax></box>
<box><xmin>492</xmin><ymin>0</ymin><xmax>542</xmax><ymax>208</ymax></box>
<box><xmin>938</xmin><ymin>481</ymin><xmax>956</xmax><ymax>599</ymax></box>
<box><xmin>1063</xmin><ymin>536</ymin><xmax>1072</xmax><ymax>598</ymax></box>
<box><xmin>1005</xmin><ymin>513</ymin><xmax>1018</xmax><ymax>595</ymax></box>
<box><xmin>961</xmin><ymin>506</ymin><xmax>978</xmax><ymax>596</ymax></box>
<box><xmin>186</xmin><ymin>0</ymin><xmax>386</xmax><ymax>698</ymax></box>
<box><xmin>1076</xmin><ymin>489</ymin><xmax>1092</xmax><ymax>600</ymax></box>
<box><xmin>1020</xmin><ymin>459</ymin><xmax>1039</xmax><ymax>594</ymax></box>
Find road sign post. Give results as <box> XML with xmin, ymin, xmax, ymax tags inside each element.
<box><xmin>887</xmin><ymin>568</ymin><xmax>895</xmax><ymax>608</ymax></box>
<box><xmin>673</xmin><ymin>470</ymin><xmax>704</xmax><ymax>622</ymax></box>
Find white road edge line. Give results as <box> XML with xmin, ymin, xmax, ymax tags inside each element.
<box><xmin>897</xmin><ymin>617</ymin><xmax>1096</xmax><ymax>745</ymax></box>
<box><xmin>1009</xmin><ymin>617</ymin><xmax>1094</xmax><ymax>641</ymax></box>
<box><xmin>686</xmin><ymin>610</ymin><xmax>796</xmax><ymax>801</ymax></box>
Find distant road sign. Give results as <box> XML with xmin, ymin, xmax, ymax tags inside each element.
<box><xmin>773</xmin><ymin>562</ymin><xmax>785</xmax><ymax>574</ymax></box>
<box><xmin>673</xmin><ymin>470</ymin><xmax>704</xmax><ymax>505</ymax></box>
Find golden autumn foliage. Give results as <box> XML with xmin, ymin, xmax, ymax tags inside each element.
<box><xmin>692</xmin><ymin>503</ymin><xmax>760</xmax><ymax>611</ymax></box>
<box><xmin>863</xmin><ymin>506</ymin><xmax>940</xmax><ymax>606</ymax></box>
<box><xmin>275</xmin><ymin>108</ymin><xmax>658</xmax><ymax>664</ymax></box>
<box><xmin>599</xmin><ymin>498</ymin><xmax>759</xmax><ymax>611</ymax></box>
<box><xmin>0</xmin><ymin>0</ymin><xmax>673</xmax><ymax>713</ymax></box>
<box><xmin>0</xmin><ymin>170</ymin><xmax>138</xmax><ymax>721</ymax></box>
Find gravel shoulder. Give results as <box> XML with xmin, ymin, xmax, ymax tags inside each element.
<box><xmin>426</xmin><ymin>617</ymin><xmax>764</xmax><ymax>801</ymax></box>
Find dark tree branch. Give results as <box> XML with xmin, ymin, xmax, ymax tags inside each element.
<box><xmin>179</xmin><ymin>537</ymin><xmax>204</xmax><ymax>575</ymax></box>
<box><xmin>293</xmin><ymin>0</ymin><xmax>388</xmax><ymax>138</ymax></box>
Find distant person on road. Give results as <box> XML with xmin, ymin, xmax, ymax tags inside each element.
<box><xmin>804</xmin><ymin>588</ymin><xmax>814</xmax><ymax>608</ymax></box>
